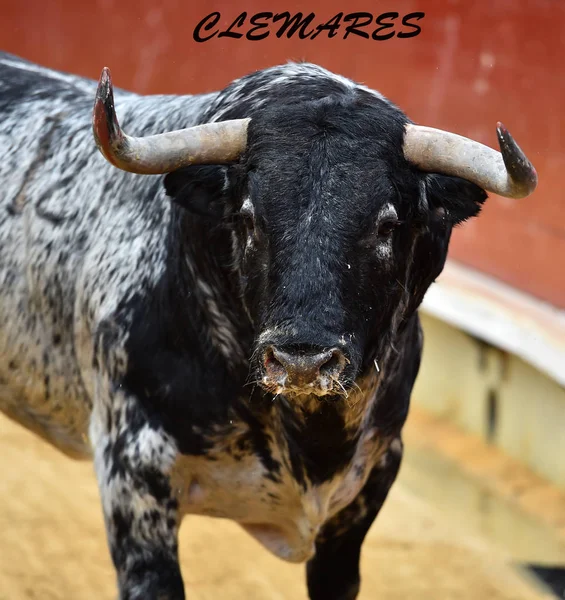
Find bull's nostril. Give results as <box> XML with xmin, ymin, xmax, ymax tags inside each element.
<box><xmin>263</xmin><ymin>347</ymin><xmax>287</xmax><ymax>382</ymax></box>
<box><xmin>319</xmin><ymin>350</ymin><xmax>345</xmax><ymax>378</ymax></box>
<box><xmin>263</xmin><ymin>346</ymin><xmax>275</xmax><ymax>367</ymax></box>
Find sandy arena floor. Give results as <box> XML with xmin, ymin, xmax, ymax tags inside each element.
<box><xmin>0</xmin><ymin>411</ymin><xmax>554</xmax><ymax>600</ymax></box>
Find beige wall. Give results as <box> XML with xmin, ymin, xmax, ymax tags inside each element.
<box><xmin>414</xmin><ymin>313</ymin><xmax>565</xmax><ymax>488</ymax></box>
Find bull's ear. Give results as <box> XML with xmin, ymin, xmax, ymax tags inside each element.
<box><xmin>425</xmin><ymin>174</ymin><xmax>488</xmax><ymax>226</ymax></box>
<box><xmin>164</xmin><ymin>165</ymin><xmax>230</xmax><ymax>220</ymax></box>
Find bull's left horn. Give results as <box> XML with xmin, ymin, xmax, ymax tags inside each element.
<box><xmin>403</xmin><ymin>123</ymin><xmax>537</xmax><ymax>199</ymax></box>
<box><xmin>92</xmin><ymin>67</ymin><xmax>250</xmax><ymax>174</ymax></box>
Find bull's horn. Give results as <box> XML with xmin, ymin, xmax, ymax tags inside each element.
<box><xmin>92</xmin><ymin>67</ymin><xmax>249</xmax><ymax>174</ymax></box>
<box><xmin>403</xmin><ymin>123</ymin><xmax>537</xmax><ymax>199</ymax></box>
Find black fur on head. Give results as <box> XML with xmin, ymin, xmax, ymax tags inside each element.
<box><xmin>164</xmin><ymin>73</ymin><xmax>487</xmax><ymax>398</ymax></box>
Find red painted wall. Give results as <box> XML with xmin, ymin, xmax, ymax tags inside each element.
<box><xmin>3</xmin><ymin>0</ymin><xmax>564</xmax><ymax>307</ymax></box>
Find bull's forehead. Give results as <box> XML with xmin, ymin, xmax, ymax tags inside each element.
<box><xmin>247</xmin><ymin>151</ymin><xmax>400</xmax><ymax>233</ymax></box>
<box><xmin>244</xmin><ymin>97</ymin><xmax>410</xmax><ymax>224</ymax></box>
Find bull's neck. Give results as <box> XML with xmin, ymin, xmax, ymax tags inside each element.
<box><xmin>168</xmin><ymin>207</ymin><xmax>252</xmax><ymax>371</ymax></box>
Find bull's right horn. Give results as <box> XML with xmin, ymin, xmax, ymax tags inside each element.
<box><xmin>403</xmin><ymin>122</ymin><xmax>538</xmax><ymax>199</ymax></box>
<box><xmin>92</xmin><ymin>67</ymin><xmax>250</xmax><ymax>174</ymax></box>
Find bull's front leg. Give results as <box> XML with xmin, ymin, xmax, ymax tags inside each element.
<box><xmin>306</xmin><ymin>438</ymin><xmax>403</xmax><ymax>600</ymax></box>
<box><xmin>90</xmin><ymin>385</ymin><xmax>184</xmax><ymax>600</ymax></box>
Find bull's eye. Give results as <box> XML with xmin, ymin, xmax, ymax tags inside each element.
<box><xmin>377</xmin><ymin>219</ymin><xmax>401</xmax><ymax>238</ymax></box>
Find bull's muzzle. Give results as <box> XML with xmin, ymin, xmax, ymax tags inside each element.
<box><xmin>260</xmin><ymin>346</ymin><xmax>347</xmax><ymax>396</ymax></box>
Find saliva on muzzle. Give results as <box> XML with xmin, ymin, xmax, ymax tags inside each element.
<box><xmin>257</xmin><ymin>341</ymin><xmax>349</xmax><ymax>397</ymax></box>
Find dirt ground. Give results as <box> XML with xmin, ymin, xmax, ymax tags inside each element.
<box><xmin>0</xmin><ymin>412</ymin><xmax>553</xmax><ymax>600</ymax></box>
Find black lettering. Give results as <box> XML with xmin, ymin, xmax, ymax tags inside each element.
<box><xmin>193</xmin><ymin>12</ymin><xmax>220</xmax><ymax>43</ymax></box>
<box><xmin>218</xmin><ymin>12</ymin><xmax>246</xmax><ymax>39</ymax></box>
<box><xmin>398</xmin><ymin>12</ymin><xmax>425</xmax><ymax>38</ymax></box>
<box><xmin>372</xmin><ymin>12</ymin><xmax>398</xmax><ymax>41</ymax></box>
<box><xmin>311</xmin><ymin>13</ymin><xmax>343</xmax><ymax>40</ymax></box>
<box><xmin>343</xmin><ymin>12</ymin><xmax>373</xmax><ymax>39</ymax></box>
<box><xmin>247</xmin><ymin>12</ymin><xmax>273</xmax><ymax>40</ymax></box>
<box><xmin>272</xmin><ymin>12</ymin><xmax>315</xmax><ymax>39</ymax></box>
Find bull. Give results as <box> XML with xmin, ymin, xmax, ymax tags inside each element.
<box><xmin>0</xmin><ymin>52</ymin><xmax>537</xmax><ymax>599</ymax></box>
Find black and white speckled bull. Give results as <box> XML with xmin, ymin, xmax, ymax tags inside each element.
<box><xmin>0</xmin><ymin>51</ymin><xmax>537</xmax><ymax>599</ymax></box>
